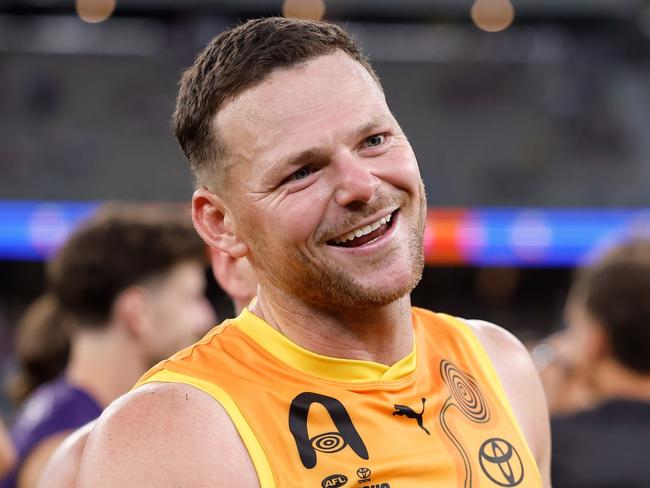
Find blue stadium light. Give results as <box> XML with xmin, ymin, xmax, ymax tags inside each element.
<box><xmin>1</xmin><ymin>201</ymin><xmax>649</xmax><ymax>266</ymax></box>
<box><xmin>0</xmin><ymin>201</ymin><xmax>99</xmax><ymax>260</ymax></box>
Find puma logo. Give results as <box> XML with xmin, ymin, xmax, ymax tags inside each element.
<box><xmin>393</xmin><ymin>398</ymin><xmax>430</xmax><ymax>435</ymax></box>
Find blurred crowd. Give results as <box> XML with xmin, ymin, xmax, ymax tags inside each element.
<box><xmin>537</xmin><ymin>239</ymin><xmax>650</xmax><ymax>487</ymax></box>
<box><xmin>0</xmin><ymin>201</ymin><xmax>647</xmax><ymax>486</ymax></box>
<box><xmin>0</xmin><ymin>203</ymin><xmax>258</xmax><ymax>487</ymax></box>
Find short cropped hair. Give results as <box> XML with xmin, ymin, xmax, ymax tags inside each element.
<box><xmin>172</xmin><ymin>16</ymin><xmax>378</xmax><ymax>187</ymax></box>
<box><xmin>48</xmin><ymin>203</ymin><xmax>206</xmax><ymax>327</ymax></box>
<box><xmin>573</xmin><ymin>239</ymin><xmax>650</xmax><ymax>373</ymax></box>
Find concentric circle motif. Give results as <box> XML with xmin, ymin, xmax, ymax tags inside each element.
<box><xmin>311</xmin><ymin>432</ymin><xmax>347</xmax><ymax>453</ymax></box>
<box><xmin>440</xmin><ymin>360</ymin><xmax>490</xmax><ymax>423</ymax></box>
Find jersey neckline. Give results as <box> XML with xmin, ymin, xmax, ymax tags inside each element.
<box><xmin>232</xmin><ymin>307</ymin><xmax>417</xmax><ymax>383</ymax></box>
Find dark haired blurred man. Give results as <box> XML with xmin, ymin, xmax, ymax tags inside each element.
<box><xmin>79</xmin><ymin>18</ymin><xmax>550</xmax><ymax>487</ymax></box>
<box><xmin>0</xmin><ymin>204</ymin><xmax>215</xmax><ymax>488</ymax></box>
<box><xmin>552</xmin><ymin>239</ymin><xmax>650</xmax><ymax>487</ymax></box>
<box><xmin>35</xmin><ymin>249</ymin><xmax>257</xmax><ymax>488</ymax></box>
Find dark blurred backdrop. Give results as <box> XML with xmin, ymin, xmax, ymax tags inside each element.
<box><xmin>1</xmin><ymin>1</ymin><xmax>650</xmax><ymax>400</ymax></box>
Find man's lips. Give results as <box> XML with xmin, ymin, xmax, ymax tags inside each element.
<box><xmin>327</xmin><ymin>211</ymin><xmax>396</xmax><ymax>248</ymax></box>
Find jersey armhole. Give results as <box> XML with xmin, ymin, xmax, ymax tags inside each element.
<box><xmin>137</xmin><ymin>369</ymin><xmax>277</xmax><ymax>488</ymax></box>
<box><xmin>437</xmin><ymin>313</ymin><xmax>543</xmax><ymax>486</ymax></box>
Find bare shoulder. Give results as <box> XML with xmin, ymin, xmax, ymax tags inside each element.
<box><xmin>77</xmin><ymin>382</ymin><xmax>259</xmax><ymax>488</ymax></box>
<box><xmin>465</xmin><ymin>319</ymin><xmax>530</xmax><ymax>367</ymax></box>
<box><xmin>465</xmin><ymin>319</ymin><xmax>545</xmax><ymax>421</ymax></box>
<box><xmin>464</xmin><ymin>319</ymin><xmax>551</xmax><ymax>487</ymax></box>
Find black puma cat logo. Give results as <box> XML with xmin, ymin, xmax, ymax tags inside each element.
<box><xmin>393</xmin><ymin>398</ymin><xmax>430</xmax><ymax>435</ymax></box>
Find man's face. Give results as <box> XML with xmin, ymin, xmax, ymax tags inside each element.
<box><xmin>215</xmin><ymin>51</ymin><xmax>426</xmax><ymax>309</ymax></box>
<box><xmin>144</xmin><ymin>260</ymin><xmax>216</xmax><ymax>362</ymax></box>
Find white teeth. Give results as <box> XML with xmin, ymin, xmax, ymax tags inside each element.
<box><xmin>332</xmin><ymin>212</ymin><xmax>393</xmax><ymax>244</ymax></box>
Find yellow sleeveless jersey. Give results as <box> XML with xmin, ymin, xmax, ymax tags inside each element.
<box><xmin>135</xmin><ymin>307</ymin><xmax>541</xmax><ymax>488</ymax></box>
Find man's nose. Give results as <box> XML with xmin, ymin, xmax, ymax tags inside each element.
<box><xmin>332</xmin><ymin>153</ymin><xmax>380</xmax><ymax>207</ymax></box>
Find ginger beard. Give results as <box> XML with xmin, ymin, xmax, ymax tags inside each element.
<box><xmin>245</xmin><ymin>183</ymin><xmax>426</xmax><ymax>310</ymax></box>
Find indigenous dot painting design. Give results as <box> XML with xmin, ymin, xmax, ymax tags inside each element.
<box><xmin>439</xmin><ymin>359</ymin><xmax>490</xmax><ymax>487</ymax></box>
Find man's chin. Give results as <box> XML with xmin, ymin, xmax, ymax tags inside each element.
<box><xmin>312</xmin><ymin>271</ymin><xmax>422</xmax><ymax>310</ymax></box>
<box><xmin>271</xmin><ymin>247</ymin><xmax>424</xmax><ymax>310</ymax></box>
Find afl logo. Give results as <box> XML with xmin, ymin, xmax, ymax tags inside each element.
<box><xmin>321</xmin><ymin>474</ymin><xmax>348</xmax><ymax>488</ymax></box>
<box><xmin>478</xmin><ymin>438</ymin><xmax>524</xmax><ymax>487</ymax></box>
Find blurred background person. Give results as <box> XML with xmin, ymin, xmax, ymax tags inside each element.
<box><xmin>8</xmin><ymin>295</ymin><xmax>72</xmax><ymax>409</ymax></box>
<box><xmin>208</xmin><ymin>248</ymin><xmax>258</xmax><ymax>315</ymax></box>
<box><xmin>0</xmin><ymin>294</ymin><xmax>72</xmax><ymax>481</ymax></box>
<box><xmin>0</xmin><ymin>203</ymin><xmax>216</xmax><ymax>488</ymax></box>
<box><xmin>36</xmin><ymin>251</ymin><xmax>258</xmax><ymax>488</ymax></box>
<box><xmin>532</xmin><ymin>330</ymin><xmax>596</xmax><ymax>416</ymax></box>
<box><xmin>0</xmin><ymin>421</ymin><xmax>15</xmax><ymax>480</ymax></box>
<box><xmin>551</xmin><ymin>239</ymin><xmax>650</xmax><ymax>487</ymax></box>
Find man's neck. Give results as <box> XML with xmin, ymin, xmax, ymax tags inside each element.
<box><xmin>250</xmin><ymin>287</ymin><xmax>414</xmax><ymax>366</ymax></box>
<box><xmin>592</xmin><ymin>358</ymin><xmax>650</xmax><ymax>403</ymax></box>
<box><xmin>65</xmin><ymin>325</ymin><xmax>147</xmax><ymax>408</ymax></box>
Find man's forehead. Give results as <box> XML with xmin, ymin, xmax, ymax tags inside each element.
<box><xmin>214</xmin><ymin>51</ymin><xmax>386</xmax><ymax>160</ymax></box>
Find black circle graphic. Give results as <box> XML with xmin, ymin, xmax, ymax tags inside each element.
<box><xmin>441</xmin><ymin>360</ymin><xmax>490</xmax><ymax>423</ymax></box>
<box><xmin>311</xmin><ymin>432</ymin><xmax>347</xmax><ymax>453</ymax></box>
<box><xmin>478</xmin><ymin>438</ymin><xmax>524</xmax><ymax>487</ymax></box>
<box><xmin>356</xmin><ymin>467</ymin><xmax>371</xmax><ymax>479</ymax></box>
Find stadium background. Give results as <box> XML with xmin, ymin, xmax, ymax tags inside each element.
<box><xmin>1</xmin><ymin>0</ymin><xmax>649</xmax><ymax>414</ymax></box>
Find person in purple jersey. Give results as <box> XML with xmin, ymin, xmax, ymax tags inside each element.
<box><xmin>0</xmin><ymin>203</ymin><xmax>216</xmax><ymax>488</ymax></box>
<box><xmin>5</xmin><ymin>377</ymin><xmax>102</xmax><ymax>488</ymax></box>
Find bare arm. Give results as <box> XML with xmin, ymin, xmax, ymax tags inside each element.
<box><xmin>35</xmin><ymin>421</ymin><xmax>95</xmax><ymax>488</ymax></box>
<box><xmin>76</xmin><ymin>382</ymin><xmax>260</xmax><ymax>488</ymax></box>
<box><xmin>467</xmin><ymin>319</ymin><xmax>552</xmax><ymax>488</ymax></box>
<box><xmin>17</xmin><ymin>431</ymin><xmax>70</xmax><ymax>488</ymax></box>
<box><xmin>0</xmin><ymin>418</ymin><xmax>16</xmax><ymax>479</ymax></box>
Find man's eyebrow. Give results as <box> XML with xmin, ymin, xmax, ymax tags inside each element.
<box><xmin>356</xmin><ymin>118</ymin><xmax>390</xmax><ymax>137</ymax></box>
<box><xmin>272</xmin><ymin>117</ymin><xmax>392</xmax><ymax>172</ymax></box>
<box><xmin>280</xmin><ymin>148</ymin><xmax>326</xmax><ymax>169</ymax></box>
<box><xmin>263</xmin><ymin>148</ymin><xmax>326</xmax><ymax>184</ymax></box>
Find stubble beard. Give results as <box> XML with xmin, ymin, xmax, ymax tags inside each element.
<box><xmin>254</xmin><ymin>191</ymin><xmax>426</xmax><ymax>310</ymax></box>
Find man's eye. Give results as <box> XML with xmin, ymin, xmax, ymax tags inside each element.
<box><xmin>364</xmin><ymin>134</ymin><xmax>385</xmax><ymax>148</ymax></box>
<box><xmin>291</xmin><ymin>166</ymin><xmax>313</xmax><ymax>181</ymax></box>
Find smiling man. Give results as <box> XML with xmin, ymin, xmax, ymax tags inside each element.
<box><xmin>78</xmin><ymin>18</ymin><xmax>550</xmax><ymax>487</ymax></box>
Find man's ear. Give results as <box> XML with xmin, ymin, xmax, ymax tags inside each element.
<box><xmin>192</xmin><ymin>188</ymin><xmax>248</xmax><ymax>258</ymax></box>
<box><xmin>112</xmin><ymin>286</ymin><xmax>151</xmax><ymax>340</ymax></box>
